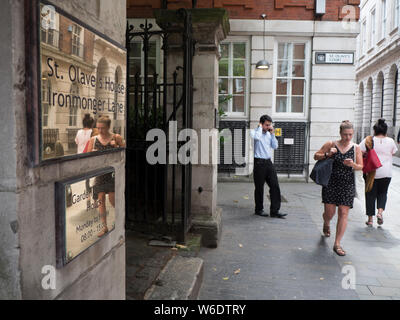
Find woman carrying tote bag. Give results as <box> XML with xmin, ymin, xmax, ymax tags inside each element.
<box><xmin>314</xmin><ymin>121</ymin><xmax>363</xmax><ymax>256</ymax></box>
<box><xmin>359</xmin><ymin>119</ymin><xmax>398</xmax><ymax>226</ymax></box>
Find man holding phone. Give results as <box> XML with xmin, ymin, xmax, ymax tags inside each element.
<box><xmin>250</xmin><ymin>115</ymin><xmax>286</xmax><ymax>218</ymax></box>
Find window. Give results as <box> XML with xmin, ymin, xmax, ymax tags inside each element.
<box><xmin>129</xmin><ymin>41</ymin><xmax>159</xmax><ymax>81</ymax></box>
<box><xmin>40</xmin><ymin>9</ymin><xmax>58</xmax><ymax>48</ymax></box>
<box><xmin>370</xmin><ymin>8</ymin><xmax>376</xmax><ymax>48</ymax></box>
<box><xmin>381</xmin><ymin>0</ymin><xmax>387</xmax><ymax>39</ymax></box>
<box><xmin>275</xmin><ymin>42</ymin><xmax>307</xmax><ymax>114</ymax></box>
<box><xmin>129</xmin><ymin>40</ymin><xmax>161</xmax><ymax>109</ymax></box>
<box><xmin>42</xmin><ymin>76</ymin><xmax>51</xmax><ymax>127</ymax></box>
<box><xmin>218</xmin><ymin>41</ymin><xmax>249</xmax><ymax>116</ymax></box>
<box><xmin>362</xmin><ymin>20</ymin><xmax>367</xmax><ymax>54</ymax></box>
<box><xmin>69</xmin><ymin>84</ymin><xmax>79</xmax><ymax>126</ymax></box>
<box><xmin>72</xmin><ymin>24</ymin><xmax>83</xmax><ymax>58</ymax></box>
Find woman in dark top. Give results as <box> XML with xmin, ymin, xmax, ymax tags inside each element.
<box><xmin>314</xmin><ymin>121</ymin><xmax>363</xmax><ymax>256</ymax></box>
<box><xmin>87</xmin><ymin>116</ymin><xmax>125</xmax><ymax>237</ymax></box>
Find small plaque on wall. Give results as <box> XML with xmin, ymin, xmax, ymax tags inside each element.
<box><xmin>315</xmin><ymin>52</ymin><xmax>354</xmax><ymax>64</ymax></box>
<box><xmin>55</xmin><ymin>167</ymin><xmax>116</xmax><ymax>268</ymax></box>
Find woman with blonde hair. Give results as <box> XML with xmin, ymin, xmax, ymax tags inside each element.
<box><xmin>314</xmin><ymin>121</ymin><xmax>363</xmax><ymax>256</ymax></box>
<box><xmin>87</xmin><ymin>116</ymin><xmax>125</xmax><ymax>237</ymax></box>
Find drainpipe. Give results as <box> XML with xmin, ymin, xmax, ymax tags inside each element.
<box><xmin>305</xmin><ymin>21</ymin><xmax>316</xmax><ymax>182</ymax></box>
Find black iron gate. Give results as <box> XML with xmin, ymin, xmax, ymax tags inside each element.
<box><xmin>273</xmin><ymin>122</ymin><xmax>308</xmax><ymax>175</ymax></box>
<box><xmin>125</xmin><ymin>9</ymin><xmax>194</xmax><ymax>242</ymax></box>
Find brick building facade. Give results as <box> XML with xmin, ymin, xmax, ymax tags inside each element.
<box><xmin>128</xmin><ymin>0</ymin><xmax>360</xmax><ymax>21</ymax></box>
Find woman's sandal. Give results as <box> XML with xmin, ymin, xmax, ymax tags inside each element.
<box><xmin>323</xmin><ymin>225</ymin><xmax>331</xmax><ymax>237</ymax></box>
<box><xmin>333</xmin><ymin>245</ymin><xmax>346</xmax><ymax>256</ymax></box>
<box><xmin>365</xmin><ymin>220</ymin><xmax>373</xmax><ymax>226</ymax></box>
<box><xmin>377</xmin><ymin>213</ymin><xmax>383</xmax><ymax>225</ymax></box>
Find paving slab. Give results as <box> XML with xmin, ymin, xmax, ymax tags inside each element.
<box><xmin>198</xmin><ymin>166</ymin><xmax>400</xmax><ymax>300</ymax></box>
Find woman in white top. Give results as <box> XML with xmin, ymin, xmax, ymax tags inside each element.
<box><xmin>359</xmin><ymin>119</ymin><xmax>398</xmax><ymax>226</ymax></box>
<box><xmin>75</xmin><ymin>114</ymin><xmax>94</xmax><ymax>154</ymax></box>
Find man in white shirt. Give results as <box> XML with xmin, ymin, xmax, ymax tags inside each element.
<box><xmin>250</xmin><ymin>115</ymin><xmax>286</xmax><ymax>219</ymax></box>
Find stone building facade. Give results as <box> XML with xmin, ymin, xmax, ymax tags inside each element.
<box><xmin>1</xmin><ymin>0</ymin><xmax>126</xmax><ymax>300</ymax></box>
<box><xmin>128</xmin><ymin>0</ymin><xmax>360</xmax><ymax>177</ymax></box>
<box><xmin>355</xmin><ymin>0</ymin><xmax>400</xmax><ymax>147</ymax></box>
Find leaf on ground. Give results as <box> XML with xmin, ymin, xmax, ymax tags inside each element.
<box><xmin>212</xmin><ymin>267</ymin><xmax>217</xmax><ymax>272</ymax></box>
<box><xmin>234</xmin><ymin>268</ymin><xmax>241</xmax><ymax>275</ymax></box>
<box><xmin>176</xmin><ymin>244</ymin><xmax>187</xmax><ymax>249</ymax></box>
<box><xmin>238</xmin><ymin>243</ymin><xmax>243</xmax><ymax>248</ymax></box>
<box><xmin>243</xmin><ymin>196</ymin><xmax>249</xmax><ymax>200</ymax></box>
<box><xmin>320</xmin><ymin>278</ymin><xmax>324</xmax><ymax>281</ymax></box>
<box><xmin>233</xmin><ymin>200</ymin><xmax>239</xmax><ymax>203</ymax></box>
<box><xmin>223</xmin><ymin>277</ymin><xmax>229</xmax><ymax>281</ymax></box>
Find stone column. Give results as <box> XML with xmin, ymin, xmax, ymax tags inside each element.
<box><xmin>156</xmin><ymin>9</ymin><xmax>229</xmax><ymax>247</ymax></box>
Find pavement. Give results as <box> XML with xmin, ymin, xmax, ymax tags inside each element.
<box><xmin>198</xmin><ymin>165</ymin><xmax>400</xmax><ymax>300</ymax></box>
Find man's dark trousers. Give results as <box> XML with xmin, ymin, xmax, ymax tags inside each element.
<box><xmin>253</xmin><ymin>158</ymin><xmax>281</xmax><ymax>214</ymax></box>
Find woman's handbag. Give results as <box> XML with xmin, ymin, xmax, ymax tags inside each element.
<box><xmin>363</xmin><ymin>137</ymin><xmax>382</xmax><ymax>174</ymax></box>
<box><xmin>310</xmin><ymin>158</ymin><xmax>334</xmax><ymax>187</ymax></box>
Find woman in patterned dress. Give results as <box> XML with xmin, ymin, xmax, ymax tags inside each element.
<box><xmin>314</xmin><ymin>121</ymin><xmax>363</xmax><ymax>256</ymax></box>
<box><xmin>87</xmin><ymin>116</ymin><xmax>125</xmax><ymax>237</ymax></box>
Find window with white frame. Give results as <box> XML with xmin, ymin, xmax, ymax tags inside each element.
<box><xmin>40</xmin><ymin>5</ymin><xmax>58</xmax><ymax>47</ymax></box>
<box><xmin>129</xmin><ymin>40</ymin><xmax>160</xmax><ymax>83</ymax></box>
<box><xmin>362</xmin><ymin>20</ymin><xmax>367</xmax><ymax>54</ymax></box>
<box><xmin>42</xmin><ymin>76</ymin><xmax>51</xmax><ymax>127</ymax></box>
<box><xmin>218</xmin><ymin>41</ymin><xmax>249</xmax><ymax>116</ymax></box>
<box><xmin>275</xmin><ymin>42</ymin><xmax>307</xmax><ymax>114</ymax></box>
<box><xmin>381</xmin><ymin>0</ymin><xmax>387</xmax><ymax>39</ymax></box>
<box><xmin>72</xmin><ymin>24</ymin><xmax>83</xmax><ymax>58</ymax></box>
<box><xmin>370</xmin><ymin>8</ymin><xmax>376</xmax><ymax>48</ymax></box>
<box><xmin>69</xmin><ymin>84</ymin><xmax>79</xmax><ymax>126</ymax></box>
<box><xmin>129</xmin><ymin>40</ymin><xmax>161</xmax><ymax>110</ymax></box>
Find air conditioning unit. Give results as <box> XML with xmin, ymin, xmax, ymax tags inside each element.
<box><xmin>315</xmin><ymin>0</ymin><xmax>326</xmax><ymax>16</ymax></box>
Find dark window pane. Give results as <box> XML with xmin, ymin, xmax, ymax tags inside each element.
<box><xmin>233</xmin><ymin>43</ymin><xmax>246</xmax><ymax>59</ymax></box>
<box><xmin>218</xmin><ymin>78</ymin><xmax>229</xmax><ymax>94</ymax></box>
<box><xmin>148</xmin><ymin>42</ymin><xmax>157</xmax><ymax>58</ymax></box>
<box><xmin>277</xmin><ymin>79</ymin><xmax>288</xmax><ymax>95</ymax></box>
<box><xmin>219</xmin><ymin>95</ymin><xmax>229</xmax><ymax>112</ymax></box>
<box><xmin>278</xmin><ymin>43</ymin><xmax>290</xmax><ymax>59</ymax></box>
<box><xmin>233</xmin><ymin>60</ymin><xmax>245</xmax><ymax>77</ymax></box>
<box><xmin>234</xmin><ymin>79</ymin><xmax>245</xmax><ymax>94</ymax></box>
<box><xmin>277</xmin><ymin>61</ymin><xmax>289</xmax><ymax>77</ymax></box>
<box><xmin>130</xmin><ymin>43</ymin><xmax>141</xmax><ymax>57</ymax></box>
<box><xmin>130</xmin><ymin>58</ymin><xmax>141</xmax><ymax>76</ymax></box>
<box><xmin>276</xmin><ymin>96</ymin><xmax>288</xmax><ymax>113</ymax></box>
<box><xmin>219</xmin><ymin>59</ymin><xmax>229</xmax><ymax>77</ymax></box>
<box><xmin>291</xmin><ymin>97</ymin><xmax>304</xmax><ymax>113</ymax></box>
<box><xmin>148</xmin><ymin>59</ymin><xmax>157</xmax><ymax>75</ymax></box>
<box><xmin>292</xmin><ymin>79</ymin><xmax>304</xmax><ymax>95</ymax></box>
<box><xmin>220</xmin><ymin>43</ymin><xmax>229</xmax><ymax>59</ymax></box>
<box><xmin>233</xmin><ymin>95</ymin><xmax>244</xmax><ymax>113</ymax></box>
<box><xmin>292</xmin><ymin>61</ymin><xmax>304</xmax><ymax>77</ymax></box>
<box><xmin>293</xmin><ymin>44</ymin><xmax>305</xmax><ymax>60</ymax></box>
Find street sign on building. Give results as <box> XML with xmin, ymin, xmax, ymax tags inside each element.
<box><xmin>315</xmin><ymin>52</ymin><xmax>354</xmax><ymax>64</ymax></box>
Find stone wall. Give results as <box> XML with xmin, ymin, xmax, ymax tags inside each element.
<box><xmin>0</xmin><ymin>0</ymin><xmax>126</xmax><ymax>300</ymax></box>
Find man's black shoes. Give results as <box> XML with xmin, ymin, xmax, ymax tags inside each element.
<box><xmin>270</xmin><ymin>212</ymin><xmax>287</xmax><ymax>219</ymax></box>
<box><xmin>255</xmin><ymin>210</ymin><xmax>269</xmax><ymax>217</ymax></box>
